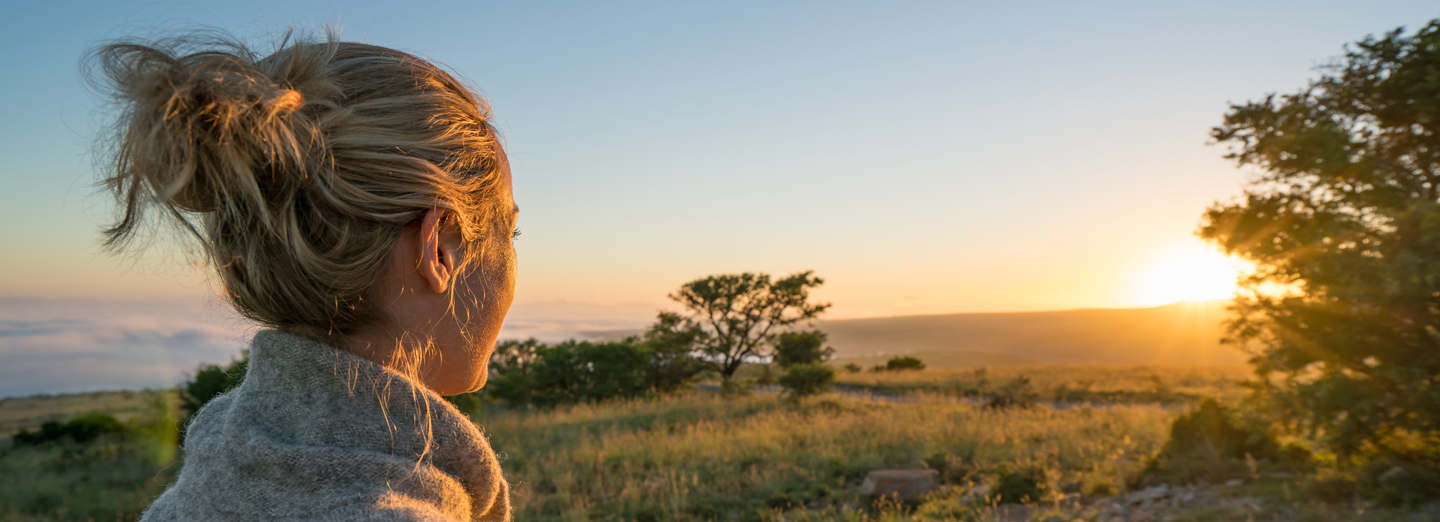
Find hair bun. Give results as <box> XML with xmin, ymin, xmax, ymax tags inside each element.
<box><xmin>94</xmin><ymin>40</ymin><xmax>316</xmax><ymax>214</ymax></box>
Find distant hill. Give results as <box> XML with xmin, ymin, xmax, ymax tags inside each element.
<box><xmin>819</xmin><ymin>300</ymin><xmax>1242</xmax><ymax>366</ymax></box>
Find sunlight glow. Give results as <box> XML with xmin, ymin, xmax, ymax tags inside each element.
<box><xmin>1128</xmin><ymin>242</ymin><xmax>1251</xmax><ymax>307</ymax></box>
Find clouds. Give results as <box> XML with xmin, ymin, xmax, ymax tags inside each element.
<box><xmin>0</xmin><ymin>296</ymin><xmax>659</xmax><ymax>397</ymax></box>
<box><xmin>0</xmin><ymin>297</ymin><xmax>251</xmax><ymax>398</ymax></box>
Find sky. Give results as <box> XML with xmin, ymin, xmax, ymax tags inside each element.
<box><xmin>1</xmin><ymin>1</ymin><xmax>1437</xmax><ymax>394</ymax></box>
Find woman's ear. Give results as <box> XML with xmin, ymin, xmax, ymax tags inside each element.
<box><xmin>417</xmin><ymin>208</ymin><xmax>458</xmax><ymax>294</ymax></box>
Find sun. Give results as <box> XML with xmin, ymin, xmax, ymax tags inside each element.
<box><xmin>1128</xmin><ymin>241</ymin><xmax>1251</xmax><ymax>306</ymax></box>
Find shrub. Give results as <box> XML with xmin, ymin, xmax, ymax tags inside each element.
<box><xmin>12</xmin><ymin>412</ymin><xmax>126</xmax><ymax>446</ymax></box>
<box><xmin>1142</xmin><ymin>398</ymin><xmax>1289</xmax><ymax>483</ymax></box>
<box><xmin>443</xmin><ymin>392</ymin><xmax>482</xmax><ymax>415</ymax></box>
<box><xmin>843</xmin><ymin>363</ymin><xmax>862</xmax><ymax>373</ymax></box>
<box><xmin>182</xmin><ymin>354</ymin><xmax>248</xmax><ymax>418</ymax></box>
<box><xmin>885</xmin><ymin>356</ymin><xmax>925</xmax><ymax>371</ymax></box>
<box><xmin>487</xmin><ymin>339</ymin><xmax>654</xmax><ymax>407</ymax></box>
<box><xmin>530</xmin><ymin>340</ymin><xmax>651</xmax><ymax>407</ymax></box>
<box><xmin>778</xmin><ymin>363</ymin><xmax>835</xmax><ymax>398</ymax></box>
<box><xmin>992</xmin><ymin>464</ymin><xmax>1054</xmax><ymax>504</ymax></box>
<box><xmin>985</xmin><ymin>376</ymin><xmax>1037</xmax><ymax>410</ymax></box>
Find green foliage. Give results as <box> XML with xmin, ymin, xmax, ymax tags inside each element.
<box><xmin>992</xmin><ymin>464</ymin><xmax>1054</xmax><ymax>504</ymax></box>
<box><xmin>643</xmin><ymin>312</ymin><xmax>708</xmax><ymax>393</ymax></box>
<box><xmin>1201</xmin><ymin>20</ymin><xmax>1440</xmax><ymax>456</ymax></box>
<box><xmin>11</xmin><ymin>413</ymin><xmax>126</xmax><ymax>446</ymax></box>
<box><xmin>181</xmin><ymin>354</ymin><xmax>247</xmax><ymax>419</ymax></box>
<box><xmin>443</xmin><ymin>392</ymin><xmax>482</xmax><ymax>415</ymax></box>
<box><xmin>666</xmin><ymin>271</ymin><xmax>831</xmax><ymax>383</ymax></box>
<box><xmin>778</xmin><ymin>363</ymin><xmax>835</xmax><ymax>398</ymax></box>
<box><xmin>486</xmin><ymin>325</ymin><xmax>707</xmax><ymax>408</ymax></box>
<box><xmin>843</xmin><ymin>363</ymin><xmax>862</xmax><ymax>373</ymax></box>
<box><xmin>486</xmin><ymin>338</ymin><xmax>543</xmax><ymax>406</ymax></box>
<box><xmin>884</xmin><ymin>356</ymin><xmax>925</xmax><ymax>371</ymax></box>
<box><xmin>1142</xmin><ymin>398</ymin><xmax>1298</xmax><ymax>483</ymax></box>
<box><xmin>0</xmin><ymin>434</ymin><xmax>178</xmax><ymax>521</ymax></box>
<box><xmin>485</xmin><ymin>339</ymin><xmax>652</xmax><ymax>408</ymax></box>
<box><xmin>772</xmin><ymin>330</ymin><xmax>834</xmax><ymax>369</ymax></box>
<box><xmin>984</xmin><ymin>376</ymin><xmax>1037</xmax><ymax>410</ymax></box>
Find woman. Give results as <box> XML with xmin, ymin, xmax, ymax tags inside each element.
<box><xmin>89</xmin><ymin>32</ymin><xmax>515</xmax><ymax>521</ymax></box>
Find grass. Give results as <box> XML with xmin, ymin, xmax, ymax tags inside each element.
<box><xmin>832</xmin><ymin>365</ymin><xmax>1250</xmax><ymax>405</ymax></box>
<box><xmin>2</xmin><ymin>367</ymin><xmax>1435</xmax><ymax>522</ymax></box>
<box><xmin>0</xmin><ymin>435</ymin><xmax>178</xmax><ymax>522</ymax></box>
<box><xmin>0</xmin><ymin>390</ymin><xmax>177</xmax><ymax>438</ymax></box>
<box><xmin>479</xmin><ymin>392</ymin><xmax>1175</xmax><ymax>521</ymax></box>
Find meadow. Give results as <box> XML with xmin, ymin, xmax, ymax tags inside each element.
<box><xmin>829</xmin><ymin>365</ymin><xmax>1251</xmax><ymax>405</ymax></box>
<box><xmin>0</xmin><ymin>366</ymin><xmax>1432</xmax><ymax>521</ymax></box>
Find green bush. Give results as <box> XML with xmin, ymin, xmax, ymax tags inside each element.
<box><xmin>11</xmin><ymin>412</ymin><xmax>126</xmax><ymax>446</ymax></box>
<box><xmin>985</xmin><ymin>375</ymin><xmax>1037</xmax><ymax>410</ymax></box>
<box><xmin>778</xmin><ymin>363</ymin><xmax>835</xmax><ymax>398</ymax></box>
<box><xmin>487</xmin><ymin>325</ymin><xmax>707</xmax><ymax>407</ymax></box>
<box><xmin>443</xmin><ymin>392</ymin><xmax>482</xmax><ymax>415</ymax></box>
<box><xmin>884</xmin><ymin>356</ymin><xmax>925</xmax><ymax>371</ymax></box>
<box><xmin>992</xmin><ymin>464</ymin><xmax>1054</xmax><ymax>504</ymax></box>
<box><xmin>1142</xmin><ymin>398</ymin><xmax>1293</xmax><ymax>483</ymax></box>
<box><xmin>487</xmin><ymin>339</ymin><xmax>654</xmax><ymax>407</ymax></box>
<box><xmin>182</xmin><ymin>355</ymin><xmax>248</xmax><ymax>418</ymax></box>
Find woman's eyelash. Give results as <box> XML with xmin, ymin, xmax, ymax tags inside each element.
<box><xmin>511</xmin><ymin>227</ymin><xmax>522</xmax><ymax>240</ymax></box>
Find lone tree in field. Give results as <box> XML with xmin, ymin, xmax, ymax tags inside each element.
<box><xmin>668</xmin><ymin>271</ymin><xmax>830</xmax><ymax>383</ymax></box>
<box><xmin>1202</xmin><ymin>21</ymin><xmax>1440</xmax><ymax>455</ymax></box>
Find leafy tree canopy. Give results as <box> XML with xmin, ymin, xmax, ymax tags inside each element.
<box><xmin>667</xmin><ymin>271</ymin><xmax>831</xmax><ymax>382</ymax></box>
<box><xmin>1201</xmin><ymin>20</ymin><xmax>1440</xmax><ymax>454</ymax></box>
<box><xmin>772</xmin><ymin>330</ymin><xmax>834</xmax><ymax>369</ymax></box>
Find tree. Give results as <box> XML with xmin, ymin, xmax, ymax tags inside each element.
<box><xmin>772</xmin><ymin>330</ymin><xmax>835</xmax><ymax>369</ymax></box>
<box><xmin>777</xmin><ymin>363</ymin><xmax>835</xmax><ymax>399</ymax></box>
<box><xmin>774</xmin><ymin>330</ymin><xmax>837</xmax><ymax>398</ymax></box>
<box><xmin>667</xmin><ymin>271</ymin><xmax>831</xmax><ymax>383</ymax></box>
<box><xmin>641</xmin><ymin>312</ymin><xmax>707</xmax><ymax>393</ymax></box>
<box><xmin>1201</xmin><ymin>21</ymin><xmax>1440</xmax><ymax>455</ymax></box>
<box><xmin>486</xmin><ymin>339</ymin><xmax>652</xmax><ymax>408</ymax></box>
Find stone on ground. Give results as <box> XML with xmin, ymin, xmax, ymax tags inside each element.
<box><xmin>860</xmin><ymin>469</ymin><xmax>939</xmax><ymax>500</ymax></box>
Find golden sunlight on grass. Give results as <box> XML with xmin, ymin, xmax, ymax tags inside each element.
<box><xmin>1127</xmin><ymin>241</ymin><xmax>1250</xmax><ymax>306</ymax></box>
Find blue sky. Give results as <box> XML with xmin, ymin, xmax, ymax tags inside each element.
<box><xmin>3</xmin><ymin>1</ymin><xmax>1438</xmax><ymax>319</ymax></box>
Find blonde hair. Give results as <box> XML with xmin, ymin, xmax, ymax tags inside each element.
<box><xmin>88</xmin><ymin>31</ymin><xmax>509</xmax><ymax>339</ymax></box>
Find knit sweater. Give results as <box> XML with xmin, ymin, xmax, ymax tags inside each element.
<box><xmin>141</xmin><ymin>330</ymin><xmax>511</xmax><ymax>521</ymax></box>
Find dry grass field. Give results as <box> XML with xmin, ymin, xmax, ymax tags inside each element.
<box><xmin>0</xmin><ymin>365</ymin><xmax>1428</xmax><ymax>522</ymax></box>
<box><xmin>831</xmin><ymin>365</ymin><xmax>1250</xmax><ymax>405</ymax></box>
<box><xmin>481</xmin><ymin>391</ymin><xmax>1176</xmax><ymax>521</ymax></box>
<box><xmin>0</xmin><ymin>390</ymin><xmax>177</xmax><ymax>437</ymax></box>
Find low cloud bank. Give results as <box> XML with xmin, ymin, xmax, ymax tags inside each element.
<box><xmin>0</xmin><ymin>297</ymin><xmax>659</xmax><ymax>397</ymax></box>
<box><xmin>0</xmin><ymin>297</ymin><xmax>252</xmax><ymax>398</ymax></box>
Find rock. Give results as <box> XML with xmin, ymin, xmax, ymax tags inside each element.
<box><xmin>860</xmin><ymin>469</ymin><xmax>939</xmax><ymax>500</ymax></box>
<box><xmin>957</xmin><ymin>483</ymin><xmax>993</xmax><ymax>504</ymax></box>
<box><xmin>993</xmin><ymin>504</ymin><xmax>1032</xmax><ymax>521</ymax></box>
<box><xmin>1125</xmin><ymin>485</ymin><xmax>1169</xmax><ymax>504</ymax></box>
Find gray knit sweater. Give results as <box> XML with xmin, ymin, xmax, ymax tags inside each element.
<box><xmin>141</xmin><ymin>330</ymin><xmax>511</xmax><ymax>521</ymax></box>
